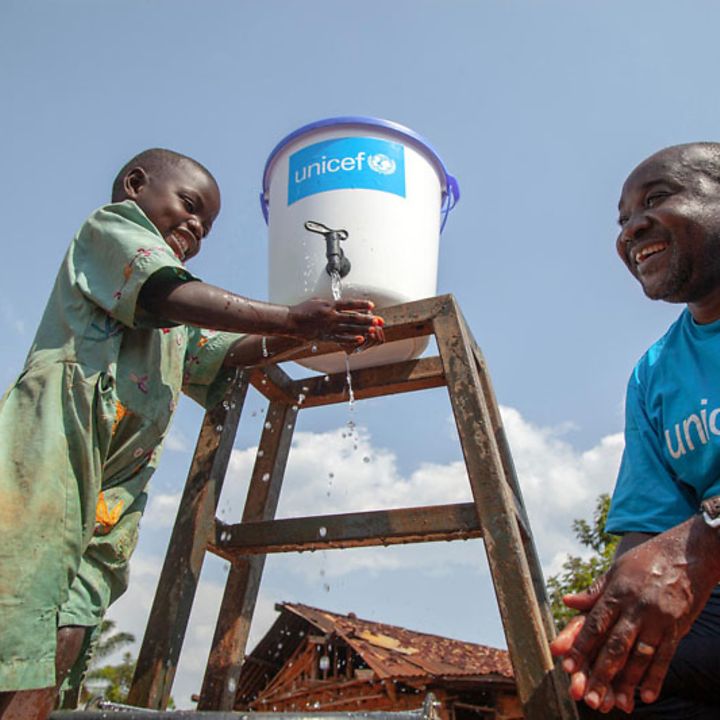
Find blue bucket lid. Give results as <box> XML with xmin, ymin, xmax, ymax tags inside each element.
<box><xmin>260</xmin><ymin>116</ymin><xmax>460</xmax><ymax>230</ymax></box>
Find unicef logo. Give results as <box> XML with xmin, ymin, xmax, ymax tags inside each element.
<box><xmin>367</xmin><ymin>153</ymin><xmax>397</xmax><ymax>175</ymax></box>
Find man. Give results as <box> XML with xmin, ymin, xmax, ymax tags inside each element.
<box><xmin>551</xmin><ymin>143</ymin><xmax>720</xmax><ymax>718</ymax></box>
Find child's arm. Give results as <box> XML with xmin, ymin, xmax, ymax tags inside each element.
<box><xmin>139</xmin><ymin>277</ymin><xmax>384</xmax><ymax>350</ymax></box>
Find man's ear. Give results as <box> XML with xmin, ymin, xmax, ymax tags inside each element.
<box><xmin>123</xmin><ymin>167</ymin><xmax>149</xmax><ymax>199</ymax></box>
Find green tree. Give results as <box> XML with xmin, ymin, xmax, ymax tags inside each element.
<box><xmin>79</xmin><ymin>619</ymin><xmax>136</xmax><ymax>704</ymax></box>
<box><xmin>60</xmin><ymin>619</ymin><xmax>135</xmax><ymax>709</ymax></box>
<box><xmin>92</xmin><ymin>619</ymin><xmax>135</xmax><ymax>665</ymax></box>
<box><xmin>546</xmin><ymin>493</ymin><xmax>620</xmax><ymax>629</ymax></box>
<box><xmin>81</xmin><ymin>619</ymin><xmax>174</xmax><ymax>708</ymax></box>
<box><xmin>85</xmin><ymin>650</ymin><xmax>136</xmax><ymax>703</ymax></box>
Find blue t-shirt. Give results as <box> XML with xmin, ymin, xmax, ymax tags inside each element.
<box><xmin>606</xmin><ymin>308</ymin><xmax>720</xmax><ymax>534</ymax></box>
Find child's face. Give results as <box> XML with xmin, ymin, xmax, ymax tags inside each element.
<box><xmin>126</xmin><ymin>161</ymin><xmax>221</xmax><ymax>262</ymax></box>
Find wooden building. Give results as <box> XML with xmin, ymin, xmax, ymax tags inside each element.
<box><xmin>234</xmin><ymin>603</ymin><xmax>522</xmax><ymax>720</ymax></box>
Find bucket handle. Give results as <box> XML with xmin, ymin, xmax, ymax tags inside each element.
<box><xmin>260</xmin><ymin>191</ymin><xmax>270</xmax><ymax>224</ymax></box>
<box><xmin>440</xmin><ymin>174</ymin><xmax>460</xmax><ymax>234</ymax></box>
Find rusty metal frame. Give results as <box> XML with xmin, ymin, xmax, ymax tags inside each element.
<box><xmin>128</xmin><ymin>295</ymin><xmax>577</xmax><ymax>720</ymax></box>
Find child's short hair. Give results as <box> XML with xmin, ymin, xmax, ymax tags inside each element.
<box><xmin>111</xmin><ymin>148</ymin><xmax>216</xmax><ymax>202</ymax></box>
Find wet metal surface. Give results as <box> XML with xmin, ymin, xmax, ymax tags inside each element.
<box><xmin>51</xmin><ymin>692</ymin><xmax>440</xmax><ymax>720</ymax></box>
<box><xmin>209</xmin><ymin>503</ymin><xmax>483</xmax><ymax>556</ymax></box>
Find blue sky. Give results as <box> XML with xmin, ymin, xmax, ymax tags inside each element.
<box><xmin>2</xmin><ymin>0</ymin><xmax>719</xmax><ymax>707</ymax></box>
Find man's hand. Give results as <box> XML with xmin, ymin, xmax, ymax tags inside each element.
<box><xmin>287</xmin><ymin>298</ymin><xmax>385</xmax><ymax>350</ymax></box>
<box><xmin>550</xmin><ymin>516</ymin><xmax>720</xmax><ymax>714</ymax></box>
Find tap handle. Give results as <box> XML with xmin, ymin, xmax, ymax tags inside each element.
<box><xmin>304</xmin><ymin>221</ymin><xmax>348</xmax><ymax>241</ymax></box>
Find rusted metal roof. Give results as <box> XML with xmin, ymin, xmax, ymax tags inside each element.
<box><xmin>281</xmin><ymin>603</ymin><xmax>513</xmax><ymax>681</ymax></box>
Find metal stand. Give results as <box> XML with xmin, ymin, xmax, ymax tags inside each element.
<box><xmin>127</xmin><ymin>295</ymin><xmax>577</xmax><ymax>720</ymax></box>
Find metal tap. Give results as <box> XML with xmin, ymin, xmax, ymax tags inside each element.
<box><xmin>304</xmin><ymin>221</ymin><xmax>351</xmax><ymax>278</ymax></box>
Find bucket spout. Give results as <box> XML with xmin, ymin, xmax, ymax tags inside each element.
<box><xmin>305</xmin><ymin>220</ymin><xmax>351</xmax><ymax>278</ymax></box>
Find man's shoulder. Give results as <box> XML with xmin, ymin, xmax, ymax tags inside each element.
<box><xmin>628</xmin><ymin>311</ymin><xmax>688</xmax><ymax>390</ymax></box>
<box><xmin>637</xmin><ymin>310</ymin><xmax>689</xmax><ymax>369</ymax></box>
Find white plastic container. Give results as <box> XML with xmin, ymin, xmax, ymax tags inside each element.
<box><xmin>260</xmin><ymin>116</ymin><xmax>459</xmax><ymax>373</ymax></box>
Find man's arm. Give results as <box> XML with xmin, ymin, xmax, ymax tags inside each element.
<box><xmin>550</xmin><ymin>516</ymin><xmax>720</xmax><ymax>713</ymax></box>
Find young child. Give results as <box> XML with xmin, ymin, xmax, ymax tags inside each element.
<box><xmin>0</xmin><ymin>148</ymin><xmax>383</xmax><ymax>719</ymax></box>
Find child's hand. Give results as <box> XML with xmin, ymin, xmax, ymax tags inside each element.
<box><xmin>287</xmin><ymin>298</ymin><xmax>385</xmax><ymax>350</ymax></box>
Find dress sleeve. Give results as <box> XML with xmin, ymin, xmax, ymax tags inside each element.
<box><xmin>606</xmin><ymin>367</ymin><xmax>698</xmax><ymax>534</ymax></box>
<box><xmin>73</xmin><ymin>201</ymin><xmax>196</xmax><ymax>328</ymax></box>
<box><xmin>182</xmin><ymin>327</ymin><xmax>243</xmax><ymax>409</ymax></box>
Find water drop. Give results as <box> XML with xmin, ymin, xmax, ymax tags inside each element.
<box><xmin>257</xmin><ymin>449</ymin><xmax>264</xmax><ymax>457</ymax></box>
<box><xmin>292</xmin><ymin>405</ymin><xmax>298</xmax><ymax>412</ymax></box>
<box><xmin>324</xmin><ymin>375</ymin><xmax>330</xmax><ymax>382</ymax></box>
<box><xmin>363</xmin><ymin>456</ymin><xmax>370</xmax><ymax>463</ymax></box>
<box><xmin>264</xmin><ymin>421</ymin><xmax>272</xmax><ymax>430</ymax></box>
<box><xmin>262</xmin><ymin>472</ymin><xmax>271</xmax><ymax>482</ymax></box>
<box><xmin>215</xmin><ymin>425</ymin><xmax>223</xmax><ymax>432</ymax></box>
<box><xmin>318</xmin><ymin>526</ymin><xmax>327</xmax><ymax>537</ymax></box>
<box><xmin>328</xmin><ymin>472</ymin><xmax>334</xmax><ymax>479</ymax></box>
<box><xmin>222</xmin><ymin>401</ymin><xmax>230</xmax><ymax>410</ymax></box>
<box><xmin>261</xmin><ymin>378</ymin><xmax>267</xmax><ymax>385</ymax></box>
<box><xmin>311</xmin><ymin>344</ymin><xmax>318</xmax><ymax>353</ymax></box>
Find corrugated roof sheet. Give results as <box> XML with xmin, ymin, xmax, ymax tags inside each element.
<box><xmin>281</xmin><ymin>603</ymin><xmax>513</xmax><ymax>681</ymax></box>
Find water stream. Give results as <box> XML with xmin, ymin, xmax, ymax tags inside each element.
<box><xmin>329</xmin><ymin>270</ymin><xmax>356</xmax><ymax>409</ymax></box>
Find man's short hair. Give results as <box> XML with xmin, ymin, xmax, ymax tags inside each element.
<box><xmin>111</xmin><ymin>148</ymin><xmax>216</xmax><ymax>201</ymax></box>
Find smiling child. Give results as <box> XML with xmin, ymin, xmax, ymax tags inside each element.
<box><xmin>0</xmin><ymin>148</ymin><xmax>383</xmax><ymax>719</ymax></box>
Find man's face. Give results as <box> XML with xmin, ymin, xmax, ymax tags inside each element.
<box><xmin>125</xmin><ymin>161</ymin><xmax>221</xmax><ymax>262</ymax></box>
<box><xmin>616</xmin><ymin>146</ymin><xmax>720</xmax><ymax>305</ymax></box>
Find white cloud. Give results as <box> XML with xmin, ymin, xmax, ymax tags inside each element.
<box><xmin>143</xmin><ymin>492</ymin><xmax>182</xmax><ymax>528</ymax></box>
<box><xmin>0</xmin><ymin>301</ymin><xmax>26</xmax><ymax>336</ymax></box>
<box><xmin>164</xmin><ymin>428</ymin><xmax>191</xmax><ymax>453</ymax></box>
<box><xmin>107</xmin><ymin>405</ymin><xmax>623</xmax><ymax>708</ymax></box>
<box><xmin>218</xmin><ymin>408</ymin><xmax>622</xmax><ymax>579</ymax></box>
<box><xmin>500</xmin><ymin>406</ymin><xmax>623</xmax><ymax>574</ymax></box>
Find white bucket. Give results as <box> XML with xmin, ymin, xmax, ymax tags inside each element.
<box><xmin>260</xmin><ymin>116</ymin><xmax>459</xmax><ymax>373</ymax></box>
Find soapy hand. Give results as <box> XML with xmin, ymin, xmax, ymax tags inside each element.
<box><xmin>550</xmin><ymin>516</ymin><xmax>720</xmax><ymax>714</ymax></box>
<box><xmin>286</xmin><ymin>298</ymin><xmax>384</xmax><ymax>351</ymax></box>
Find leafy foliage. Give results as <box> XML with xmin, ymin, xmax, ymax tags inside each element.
<box><xmin>76</xmin><ymin>619</ymin><xmax>175</xmax><ymax>708</ymax></box>
<box><xmin>85</xmin><ymin>650</ymin><xmax>136</xmax><ymax>703</ymax></box>
<box><xmin>81</xmin><ymin>619</ymin><xmax>136</xmax><ymax>704</ymax></box>
<box><xmin>546</xmin><ymin>493</ymin><xmax>619</xmax><ymax>629</ymax></box>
